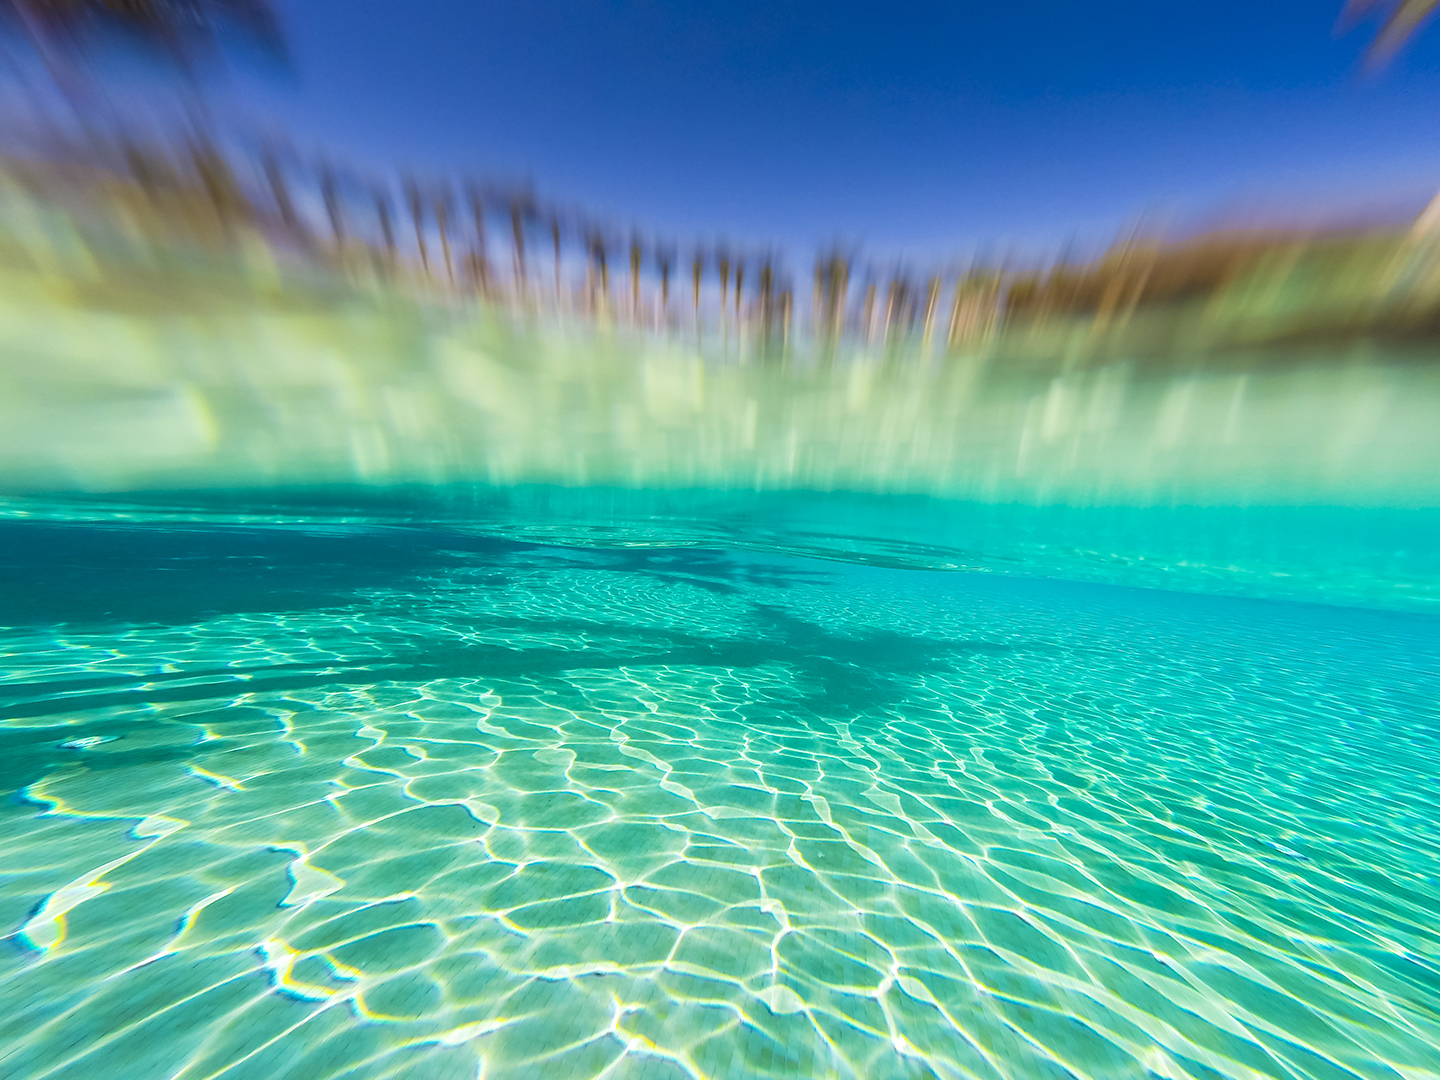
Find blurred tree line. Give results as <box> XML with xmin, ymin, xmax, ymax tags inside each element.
<box><xmin>2</xmin><ymin>0</ymin><xmax>1439</xmax><ymax>366</ymax></box>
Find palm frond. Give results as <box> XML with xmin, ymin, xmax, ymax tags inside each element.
<box><xmin>1339</xmin><ymin>0</ymin><xmax>1438</xmax><ymax>67</ymax></box>
<box><xmin>0</xmin><ymin>0</ymin><xmax>285</xmax><ymax>68</ymax></box>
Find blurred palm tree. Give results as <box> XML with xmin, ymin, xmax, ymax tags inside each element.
<box><xmin>0</xmin><ymin>1</ymin><xmax>284</xmax><ymax>71</ymax></box>
<box><xmin>1340</xmin><ymin>0</ymin><xmax>1437</xmax><ymax>66</ymax></box>
<box><xmin>1</xmin><ymin>0</ymin><xmax>285</xmax><ymax>142</ymax></box>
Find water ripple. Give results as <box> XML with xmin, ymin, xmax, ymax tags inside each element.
<box><xmin>1</xmin><ymin>530</ymin><xmax>1437</xmax><ymax>1079</ymax></box>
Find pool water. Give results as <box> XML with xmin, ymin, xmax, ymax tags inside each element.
<box><xmin>1</xmin><ymin>499</ymin><xmax>1438</xmax><ymax>1080</ymax></box>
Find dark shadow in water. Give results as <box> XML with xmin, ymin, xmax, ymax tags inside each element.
<box><xmin>0</xmin><ymin>521</ymin><xmax>526</xmax><ymax>630</ymax></box>
<box><xmin>0</xmin><ymin>521</ymin><xmax>828</xmax><ymax>631</ymax></box>
<box><xmin>1</xmin><ymin>605</ymin><xmax>1028</xmax><ymax>728</ymax></box>
<box><xmin>515</xmin><ymin>545</ymin><xmax>835</xmax><ymax>596</ymax></box>
<box><xmin>746</xmin><ymin>603</ymin><xmax>1019</xmax><ymax>721</ymax></box>
<box><xmin>0</xmin><ymin>519</ymin><xmax>1028</xmax><ymax>794</ymax></box>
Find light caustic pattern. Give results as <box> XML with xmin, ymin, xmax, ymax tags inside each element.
<box><xmin>1</xmin><ymin>523</ymin><xmax>1439</xmax><ymax>1080</ymax></box>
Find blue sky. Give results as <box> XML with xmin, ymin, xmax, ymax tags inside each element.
<box><xmin>224</xmin><ymin>1</ymin><xmax>1440</xmax><ymax>261</ymax></box>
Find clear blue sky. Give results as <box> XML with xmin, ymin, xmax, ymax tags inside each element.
<box><xmin>227</xmin><ymin>0</ymin><xmax>1440</xmax><ymax>262</ymax></box>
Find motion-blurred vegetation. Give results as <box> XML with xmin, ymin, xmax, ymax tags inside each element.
<box><xmin>0</xmin><ymin>1</ymin><xmax>1437</xmax><ymax>505</ymax></box>
<box><xmin>5</xmin><ymin>130</ymin><xmax>1440</xmax><ymax>372</ymax></box>
<box><xmin>1</xmin><ymin>0</ymin><xmax>1438</xmax><ymax>367</ymax></box>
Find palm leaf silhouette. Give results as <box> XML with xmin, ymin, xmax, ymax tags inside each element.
<box><xmin>0</xmin><ymin>1</ymin><xmax>284</xmax><ymax>69</ymax></box>
<box><xmin>1339</xmin><ymin>0</ymin><xmax>1437</xmax><ymax>66</ymax></box>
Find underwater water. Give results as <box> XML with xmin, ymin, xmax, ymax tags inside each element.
<box><xmin>2</xmin><ymin>492</ymin><xmax>1438</xmax><ymax>1080</ymax></box>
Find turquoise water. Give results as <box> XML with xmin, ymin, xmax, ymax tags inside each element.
<box><xmin>2</xmin><ymin>493</ymin><xmax>1439</xmax><ymax>1080</ymax></box>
